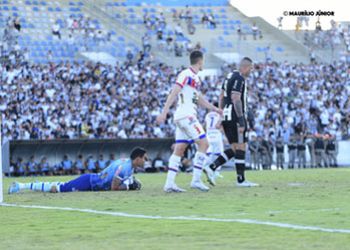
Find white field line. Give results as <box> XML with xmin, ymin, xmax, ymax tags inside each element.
<box><xmin>1</xmin><ymin>203</ymin><xmax>350</xmax><ymax>234</ymax></box>
<box><xmin>210</xmin><ymin>208</ymin><xmax>341</xmax><ymax>217</ymax></box>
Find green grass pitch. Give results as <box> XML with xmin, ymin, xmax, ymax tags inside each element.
<box><xmin>1</xmin><ymin>169</ymin><xmax>350</xmax><ymax>250</ymax></box>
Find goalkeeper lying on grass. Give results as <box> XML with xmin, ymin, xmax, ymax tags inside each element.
<box><xmin>8</xmin><ymin>147</ymin><xmax>147</xmax><ymax>194</ymax></box>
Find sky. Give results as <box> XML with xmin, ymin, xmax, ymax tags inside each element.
<box><xmin>229</xmin><ymin>0</ymin><xmax>348</xmax><ymax>30</ymax></box>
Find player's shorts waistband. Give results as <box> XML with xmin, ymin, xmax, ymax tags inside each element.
<box><xmin>175</xmin><ymin>134</ymin><xmax>206</xmax><ymax>144</ymax></box>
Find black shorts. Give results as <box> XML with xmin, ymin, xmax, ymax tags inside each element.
<box><xmin>222</xmin><ymin>120</ymin><xmax>248</xmax><ymax>144</ymax></box>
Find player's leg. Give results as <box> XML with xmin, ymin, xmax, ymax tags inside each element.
<box><xmin>187</xmin><ymin>118</ymin><xmax>210</xmax><ymax>191</ymax></box>
<box><xmin>58</xmin><ymin>174</ymin><xmax>92</xmax><ymax>192</ymax></box>
<box><xmin>8</xmin><ymin>180</ymin><xmax>63</xmax><ymax>194</ymax></box>
<box><xmin>207</xmin><ymin>121</ymin><xmax>236</xmax><ymax>171</ymax></box>
<box><xmin>164</xmin><ymin>142</ymin><xmax>188</xmax><ymax>192</ymax></box>
<box><xmin>233</xmin><ymin>125</ymin><xmax>259</xmax><ymax>187</ymax></box>
<box><xmin>164</xmin><ymin>122</ymin><xmax>188</xmax><ymax>192</ymax></box>
<box><xmin>204</xmin><ymin>121</ymin><xmax>236</xmax><ymax>185</ymax></box>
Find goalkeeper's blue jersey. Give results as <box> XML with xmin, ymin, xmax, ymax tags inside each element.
<box><xmin>90</xmin><ymin>158</ymin><xmax>133</xmax><ymax>191</ymax></box>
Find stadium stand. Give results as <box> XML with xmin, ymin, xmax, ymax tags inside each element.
<box><xmin>1</xmin><ymin>0</ymin><xmax>349</xmax><ymax>174</ymax></box>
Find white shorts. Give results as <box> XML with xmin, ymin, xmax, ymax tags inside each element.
<box><xmin>207</xmin><ymin>130</ymin><xmax>224</xmax><ymax>155</ymax></box>
<box><xmin>175</xmin><ymin>116</ymin><xmax>206</xmax><ymax>144</ymax></box>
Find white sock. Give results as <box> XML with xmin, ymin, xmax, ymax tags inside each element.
<box><xmin>192</xmin><ymin>151</ymin><xmax>208</xmax><ymax>182</ymax></box>
<box><xmin>29</xmin><ymin>182</ymin><xmax>56</xmax><ymax>192</ymax></box>
<box><xmin>165</xmin><ymin>154</ymin><xmax>181</xmax><ymax>187</ymax></box>
<box><xmin>18</xmin><ymin>183</ymin><xmax>32</xmax><ymax>190</ymax></box>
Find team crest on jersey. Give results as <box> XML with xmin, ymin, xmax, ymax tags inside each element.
<box><xmin>194</xmin><ymin>125</ymin><xmax>201</xmax><ymax>134</ymax></box>
<box><xmin>186</xmin><ymin>77</ymin><xmax>198</xmax><ymax>88</ymax></box>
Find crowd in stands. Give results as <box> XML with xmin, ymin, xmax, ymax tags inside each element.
<box><xmin>0</xmin><ymin>16</ymin><xmax>29</xmax><ymax>64</ymax></box>
<box><xmin>141</xmin><ymin>6</ymin><xmax>208</xmax><ymax>57</ymax></box>
<box><xmin>1</xmin><ymin>58</ymin><xmax>349</xmax><ymax>143</ymax></box>
<box><xmin>296</xmin><ymin>19</ymin><xmax>350</xmax><ymax>62</ymax></box>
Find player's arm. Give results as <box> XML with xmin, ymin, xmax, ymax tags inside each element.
<box><xmin>198</xmin><ymin>93</ymin><xmax>222</xmax><ymax>114</ymax></box>
<box><xmin>111</xmin><ymin>176</ymin><xmax>126</xmax><ymax>191</ymax></box>
<box><xmin>156</xmin><ymin>84</ymin><xmax>182</xmax><ymax>124</ymax></box>
<box><xmin>215</xmin><ymin>115</ymin><xmax>222</xmax><ymax>129</ymax></box>
<box><xmin>231</xmin><ymin>79</ymin><xmax>245</xmax><ymax>128</ymax></box>
<box><xmin>111</xmin><ymin>167</ymin><xmax>141</xmax><ymax>191</ymax></box>
<box><xmin>219</xmin><ymin>89</ymin><xmax>224</xmax><ymax>110</ymax></box>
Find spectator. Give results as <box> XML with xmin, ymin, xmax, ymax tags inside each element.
<box><xmin>61</xmin><ymin>155</ymin><xmax>73</xmax><ymax>175</ymax></box>
<box><xmin>277</xmin><ymin>16</ymin><xmax>283</xmax><ymax>29</ymax></box>
<box><xmin>85</xmin><ymin>155</ymin><xmax>96</xmax><ymax>173</ymax></box>
<box><xmin>27</xmin><ymin>155</ymin><xmax>38</xmax><ymax>176</ymax></box>
<box><xmin>96</xmin><ymin>154</ymin><xmax>107</xmax><ymax>171</ymax></box>
<box><xmin>208</xmin><ymin>14</ymin><xmax>216</xmax><ymax>28</ymax></box>
<box><xmin>106</xmin><ymin>153</ymin><xmax>115</xmax><ymax>167</ymax></box>
<box><xmin>52</xmin><ymin>21</ymin><xmax>61</xmax><ymax>39</ymax></box>
<box><xmin>40</xmin><ymin>157</ymin><xmax>51</xmax><ymax>176</ymax></box>
<box><xmin>126</xmin><ymin>50</ymin><xmax>134</xmax><ymax>63</ymax></box>
<box><xmin>16</xmin><ymin>157</ymin><xmax>26</xmax><ymax>176</ymax></box>
<box><xmin>201</xmin><ymin>13</ymin><xmax>209</xmax><ymax>27</ymax></box>
<box><xmin>13</xmin><ymin>18</ymin><xmax>21</xmax><ymax>32</ymax></box>
<box><xmin>175</xmin><ymin>23</ymin><xmax>184</xmax><ymax>37</ymax></box>
<box><xmin>142</xmin><ymin>33</ymin><xmax>151</xmax><ymax>53</ymax></box>
<box><xmin>151</xmin><ymin>153</ymin><xmax>166</xmax><ymax>172</ymax></box>
<box><xmin>252</xmin><ymin>23</ymin><xmax>258</xmax><ymax>40</ymax></box>
<box><xmin>74</xmin><ymin>154</ymin><xmax>85</xmax><ymax>174</ymax></box>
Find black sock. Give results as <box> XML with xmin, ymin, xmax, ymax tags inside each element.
<box><xmin>209</xmin><ymin>149</ymin><xmax>235</xmax><ymax>171</ymax></box>
<box><xmin>236</xmin><ymin>150</ymin><xmax>245</xmax><ymax>183</ymax></box>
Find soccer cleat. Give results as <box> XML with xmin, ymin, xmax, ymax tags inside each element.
<box><xmin>190</xmin><ymin>180</ymin><xmax>210</xmax><ymax>192</ymax></box>
<box><xmin>8</xmin><ymin>182</ymin><xmax>20</xmax><ymax>194</ymax></box>
<box><xmin>203</xmin><ymin>165</ymin><xmax>216</xmax><ymax>186</ymax></box>
<box><xmin>236</xmin><ymin>180</ymin><xmax>259</xmax><ymax>187</ymax></box>
<box><xmin>163</xmin><ymin>184</ymin><xmax>187</xmax><ymax>193</ymax></box>
<box><xmin>215</xmin><ymin>171</ymin><xmax>224</xmax><ymax>179</ymax></box>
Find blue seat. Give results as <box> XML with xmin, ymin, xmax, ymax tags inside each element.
<box><xmin>3</xmin><ymin>6</ymin><xmax>9</xmax><ymax>11</ymax></box>
<box><xmin>55</xmin><ymin>7</ymin><xmax>61</xmax><ymax>11</ymax></box>
<box><xmin>127</xmin><ymin>8</ymin><xmax>134</xmax><ymax>12</ymax></box>
<box><xmin>12</xmin><ymin>6</ymin><xmax>18</xmax><ymax>11</ymax></box>
<box><xmin>276</xmin><ymin>46</ymin><xmax>284</xmax><ymax>52</ymax></box>
<box><xmin>223</xmin><ymin>31</ymin><xmax>230</xmax><ymax>36</ymax></box>
<box><xmin>33</xmin><ymin>0</ymin><xmax>39</xmax><ymax>5</ymax></box>
<box><xmin>114</xmin><ymin>2</ymin><xmax>119</xmax><ymax>6</ymax></box>
<box><xmin>32</xmin><ymin>6</ymin><xmax>39</xmax><ymax>11</ymax></box>
<box><xmin>40</xmin><ymin>1</ymin><xmax>47</xmax><ymax>5</ymax></box>
<box><xmin>25</xmin><ymin>0</ymin><xmax>31</xmax><ymax>5</ymax></box>
<box><xmin>48</xmin><ymin>7</ymin><xmax>53</xmax><ymax>11</ymax></box>
<box><xmin>220</xmin><ymin>8</ymin><xmax>226</xmax><ymax>13</ymax></box>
